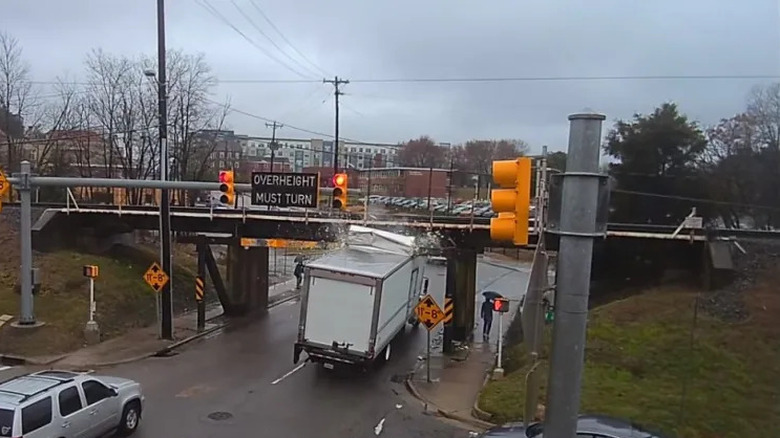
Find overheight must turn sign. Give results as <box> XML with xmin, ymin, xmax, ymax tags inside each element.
<box><xmin>251</xmin><ymin>172</ymin><xmax>320</xmax><ymax>208</ymax></box>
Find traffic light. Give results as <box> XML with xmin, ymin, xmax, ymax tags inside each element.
<box><xmin>490</xmin><ymin>157</ymin><xmax>532</xmax><ymax>245</ymax></box>
<box><xmin>218</xmin><ymin>170</ymin><xmax>235</xmax><ymax>206</ymax></box>
<box><xmin>493</xmin><ymin>297</ymin><xmax>510</xmax><ymax>313</ymax></box>
<box><xmin>332</xmin><ymin>173</ymin><xmax>348</xmax><ymax>210</ymax></box>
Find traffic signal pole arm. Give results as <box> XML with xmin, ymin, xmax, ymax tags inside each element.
<box><xmin>5</xmin><ymin>176</ymin><xmax>356</xmax><ymax>197</ymax></box>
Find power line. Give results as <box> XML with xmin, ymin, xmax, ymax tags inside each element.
<box><xmin>247</xmin><ymin>0</ymin><xmax>330</xmax><ymax>77</ymax></box>
<box><xmin>195</xmin><ymin>0</ymin><xmax>311</xmax><ymax>79</ymax></box>
<box><xmin>28</xmin><ymin>73</ymin><xmax>780</xmax><ymax>88</ymax></box>
<box><xmin>214</xmin><ymin>73</ymin><xmax>780</xmax><ymax>84</ymax></box>
<box><xmin>203</xmin><ymin>96</ymin><xmax>357</xmax><ymax>142</ymax></box>
<box><xmin>272</xmin><ymin>85</ymin><xmax>330</xmax><ymax>123</ymax></box>
<box><xmin>612</xmin><ymin>188</ymin><xmax>780</xmax><ymax>212</ymax></box>
<box><xmin>347</xmin><ymin>74</ymin><xmax>780</xmax><ymax>84</ymax></box>
<box><xmin>229</xmin><ymin>0</ymin><xmax>320</xmax><ymax>78</ymax></box>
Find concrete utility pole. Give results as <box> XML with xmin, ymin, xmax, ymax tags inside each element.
<box><xmin>265</xmin><ymin>121</ymin><xmax>283</xmax><ymax>173</ymax></box>
<box><xmin>14</xmin><ymin>161</ymin><xmax>37</xmax><ymax>327</ymax></box>
<box><xmin>323</xmin><ymin>76</ymin><xmax>349</xmax><ymax>173</ymax></box>
<box><xmin>544</xmin><ymin>112</ymin><xmax>606</xmax><ymax>438</ymax></box>
<box><xmin>157</xmin><ymin>0</ymin><xmax>174</xmax><ymax>340</ymax></box>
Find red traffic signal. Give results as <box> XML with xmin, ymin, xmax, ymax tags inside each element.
<box><xmin>332</xmin><ymin>173</ymin><xmax>346</xmax><ymax>187</ymax></box>
<box><xmin>218</xmin><ymin>170</ymin><xmax>235</xmax><ymax>206</ymax></box>
<box><xmin>493</xmin><ymin>297</ymin><xmax>509</xmax><ymax>313</ymax></box>
<box><xmin>332</xmin><ymin>173</ymin><xmax>348</xmax><ymax>210</ymax></box>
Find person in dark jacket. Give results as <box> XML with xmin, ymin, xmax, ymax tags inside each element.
<box><xmin>481</xmin><ymin>298</ymin><xmax>494</xmax><ymax>341</ymax></box>
<box><xmin>294</xmin><ymin>259</ymin><xmax>304</xmax><ymax>288</ymax></box>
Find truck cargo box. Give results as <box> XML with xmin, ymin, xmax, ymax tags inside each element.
<box><xmin>294</xmin><ymin>226</ymin><xmax>426</xmax><ymax>369</ymax></box>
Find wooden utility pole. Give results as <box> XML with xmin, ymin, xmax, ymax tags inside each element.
<box><xmin>265</xmin><ymin>121</ymin><xmax>283</xmax><ymax>173</ymax></box>
<box><xmin>323</xmin><ymin>76</ymin><xmax>349</xmax><ymax>172</ymax></box>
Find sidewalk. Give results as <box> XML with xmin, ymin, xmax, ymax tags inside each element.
<box><xmin>32</xmin><ymin>279</ymin><xmax>299</xmax><ymax>370</ymax></box>
<box><xmin>407</xmin><ymin>336</ymin><xmax>498</xmax><ymax>429</ymax></box>
<box><xmin>407</xmin><ymin>297</ymin><xmax>523</xmax><ymax>430</ymax></box>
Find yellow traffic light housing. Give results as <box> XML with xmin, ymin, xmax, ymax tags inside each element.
<box><xmin>218</xmin><ymin>170</ymin><xmax>235</xmax><ymax>206</ymax></box>
<box><xmin>82</xmin><ymin>265</ymin><xmax>99</xmax><ymax>279</ymax></box>
<box><xmin>490</xmin><ymin>157</ymin><xmax>532</xmax><ymax>245</ymax></box>
<box><xmin>332</xmin><ymin>173</ymin><xmax>348</xmax><ymax>210</ymax></box>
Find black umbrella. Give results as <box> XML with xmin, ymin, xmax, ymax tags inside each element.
<box><xmin>481</xmin><ymin>291</ymin><xmax>504</xmax><ymax>300</ymax></box>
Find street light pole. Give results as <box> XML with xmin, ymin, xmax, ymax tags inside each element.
<box><xmin>157</xmin><ymin>0</ymin><xmax>174</xmax><ymax>340</ymax></box>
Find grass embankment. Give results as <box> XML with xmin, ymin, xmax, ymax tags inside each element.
<box><xmin>0</xmin><ymin>217</ymin><xmax>205</xmax><ymax>357</ymax></box>
<box><xmin>479</xmin><ymin>276</ymin><xmax>780</xmax><ymax>438</ymax></box>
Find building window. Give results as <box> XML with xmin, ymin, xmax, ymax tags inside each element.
<box><xmin>219</xmin><ymin>152</ymin><xmax>224</xmax><ymax>158</ymax></box>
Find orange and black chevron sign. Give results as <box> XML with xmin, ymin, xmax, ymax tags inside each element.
<box><xmin>443</xmin><ymin>297</ymin><xmax>454</xmax><ymax>324</ymax></box>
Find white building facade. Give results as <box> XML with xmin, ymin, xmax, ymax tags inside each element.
<box><xmin>236</xmin><ymin>135</ymin><xmax>399</xmax><ymax>172</ymax></box>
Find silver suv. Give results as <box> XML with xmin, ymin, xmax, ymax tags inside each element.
<box><xmin>0</xmin><ymin>370</ymin><xmax>144</xmax><ymax>438</ymax></box>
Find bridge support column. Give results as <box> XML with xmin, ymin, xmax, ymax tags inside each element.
<box><xmin>446</xmin><ymin>248</ymin><xmax>477</xmax><ymax>344</ymax></box>
<box><xmin>227</xmin><ymin>244</ymin><xmax>269</xmax><ymax>314</ymax></box>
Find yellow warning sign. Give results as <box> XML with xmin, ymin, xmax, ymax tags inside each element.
<box><xmin>414</xmin><ymin>294</ymin><xmax>445</xmax><ymax>331</ymax></box>
<box><xmin>143</xmin><ymin>262</ymin><xmax>170</xmax><ymax>293</ymax></box>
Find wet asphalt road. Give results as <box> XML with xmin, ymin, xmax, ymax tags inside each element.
<box><xmin>94</xmin><ymin>257</ymin><xmax>529</xmax><ymax>437</ymax></box>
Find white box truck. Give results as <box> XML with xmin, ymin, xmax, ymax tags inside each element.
<box><xmin>293</xmin><ymin>226</ymin><xmax>426</xmax><ymax>369</ymax></box>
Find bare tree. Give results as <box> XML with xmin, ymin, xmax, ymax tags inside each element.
<box><xmin>140</xmin><ymin>50</ymin><xmax>230</xmax><ymax>204</ymax></box>
<box><xmin>744</xmin><ymin>84</ymin><xmax>780</xmax><ymax>226</ymax></box>
<box><xmin>398</xmin><ymin>136</ymin><xmax>445</xmax><ymax>168</ymax></box>
<box><xmin>30</xmin><ymin>79</ymin><xmax>81</xmax><ymax>173</ymax></box>
<box><xmin>84</xmin><ymin>49</ymin><xmax>136</xmax><ymax>181</ymax></box>
<box><xmin>746</xmin><ymin>83</ymin><xmax>780</xmax><ymax>151</ymax></box>
<box><xmin>0</xmin><ymin>32</ymin><xmax>35</xmax><ymax>171</ymax></box>
<box><xmin>463</xmin><ymin>139</ymin><xmax>529</xmax><ymax>183</ymax></box>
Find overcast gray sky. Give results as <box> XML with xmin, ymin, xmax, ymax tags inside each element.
<box><xmin>2</xmin><ymin>0</ymin><xmax>778</xmax><ymax>152</ymax></box>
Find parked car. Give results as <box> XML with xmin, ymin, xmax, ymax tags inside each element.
<box><xmin>472</xmin><ymin>415</ymin><xmax>671</xmax><ymax>438</ymax></box>
<box><xmin>0</xmin><ymin>370</ymin><xmax>144</xmax><ymax>437</ymax></box>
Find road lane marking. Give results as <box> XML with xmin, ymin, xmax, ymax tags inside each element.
<box><xmin>271</xmin><ymin>362</ymin><xmax>307</xmax><ymax>385</ymax></box>
<box><xmin>0</xmin><ymin>366</ymin><xmax>12</xmax><ymax>372</ymax></box>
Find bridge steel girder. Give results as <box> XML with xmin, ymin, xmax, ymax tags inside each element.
<box><xmin>445</xmin><ymin>248</ymin><xmax>477</xmax><ymax>343</ymax></box>
<box><xmin>196</xmin><ymin>237</ymin><xmax>270</xmax><ymax>317</ymax></box>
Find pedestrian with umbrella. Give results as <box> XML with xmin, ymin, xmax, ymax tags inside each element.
<box><xmin>294</xmin><ymin>254</ymin><xmax>306</xmax><ymax>289</ymax></box>
<box><xmin>481</xmin><ymin>291</ymin><xmax>503</xmax><ymax>341</ymax></box>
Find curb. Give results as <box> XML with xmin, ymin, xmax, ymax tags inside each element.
<box><xmin>57</xmin><ymin>313</ymin><xmax>229</xmax><ymax>370</ymax></box>
<box><xmin>0</xmin><ymin>353</ymin><xmax>68</xmax><ymax>367</ymax></box>
<box><xmin>479</xmin><ymin>257</ymin><xmax>529</xmax><ymax>273</ymax></box>
<box><xmin>7</xmin><ymin>290</ymin><xmax>302</xmax><ymax>369</ymax></box>
<box><xmin>471</xmin><ymin>372</ymin><xmax>495</xmax><ymax>423</ymax></box>
<box><xmin>404</xmin><ymin>372</ymin><xmax>496</xmax><ymax>430</ymax></box>
<box><xmin>437</xmin><ymin>407</ymin><xmax>495</xmax><ymax>430</ymax></box>
<box><xmin>86</xmin><ymin>291</ymin><xmax>301</xmax><ymax>368</ymax></box>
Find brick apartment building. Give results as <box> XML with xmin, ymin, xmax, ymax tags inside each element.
<box><xmin>357</xmin><ymin>167</ymin><xmax>449</xmax><ymax>198</ymax></box>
